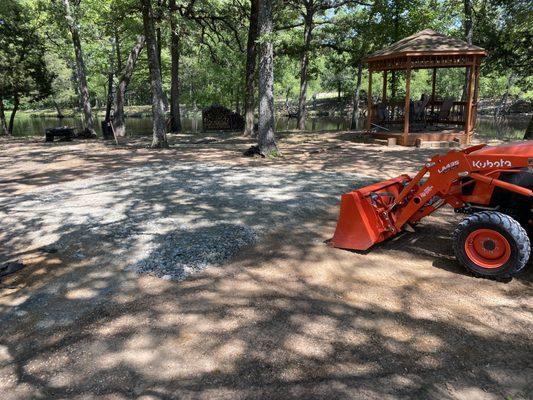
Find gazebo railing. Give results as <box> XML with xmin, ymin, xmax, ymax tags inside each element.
<box><xmin>371</xmin><ymin>100</ymin><xmax>405</xmax><ymax>124</ymax></box>
<box><xmin>371</xmin><ymin>100</ymin><xmax>469</xmax><ymax>127</ymax></box>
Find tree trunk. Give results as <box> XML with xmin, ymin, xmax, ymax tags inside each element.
<box><xmin>390</xmin><ymin>10</ymin><xmax>399</xmax><ymax>99</ymax></box>
<box><xmin>235</xmin><ymin>88</ymin><xmax>240</xmax><ymax>115</ymax></box>
<box><xmin>0</xmin><ymin>99</ymin><xmax>9</xmax><ymax>135</ymax></box>
<box><xmin>53</xmin><ymin>101</ymin><xmax>65</xmax><ymax>118</ymax></box>
<box><xmin>114</xmin><ymin>35</ymin><xmax>145</xmax><ymax>137</ymax></box>
<box><xmin>155</xmin><ymin>0</ymin><xmax>169</xmax><ymax>113</ymax></box>
<box><xmin>156</xmin><ymin>0</ymin><xmax>163</xmax><ymax>74</ymax></box>
<box><xmin>285</xmin><ymin>87</ymin><xmax>291</xmax><ymax>110</ymax></box>
<box><xmin>7</xmin><ymin>95</ymin><xmax>19</xmax><ymax>135</ymax></box>
<box><xmin>350</xmin><ymin>62</ymin><xmax>363</xmax><ymax>130</ymax></box>
<box><xmin>297</xmin><ymin>8</ymin><xmax>314</xmax><ymax>131</ymax></box>
<box><xmin>141</xmin><ymin>0</ymin><xmax>168</xmax><ymax>148</ymax></box>
<box><xmin>257</xmin><ymin>0</ymin><xmax>278</xmax><ymax>156</ymax></box>
<box><xmin>115</xmin><ymin>26</ymin><xmax>123</xmax><ymax>73</ymax></box>
<box><xmin>464</xmin><ymin>0</ymin><xmax>473</xmax><ymax>44</ymax></box>
<box><xmin>105</xmin><ymin>38</ymin><xmax>116</xmax><ymax>123</ymax></box>
<box><xmin>524</xmin><ymin>114</ymin><xmax>533</xmax><ymax>140</ymax></box>
<box><xmin>461</xmin><ymin>0</ymin><xmax>473</xmax><ymax>101</ymax></box>
<box><xmin>105</xmin><ymin>73</ymin><xmax>114</xmax><ymax>122</ymax></box>
<box><xmin>169</xmin><ymin>0</ymin><xmax>182</xmax><ymax>133</ymax></box>
<box><xmin>243</xmin><ymin>0</ymin><xmax>259</xmax><ymax>136</ymax></box>
<box><xmin>62</xmin><ymin>0</ymin><xmax>95</xmax><ymax>135</ymax></box>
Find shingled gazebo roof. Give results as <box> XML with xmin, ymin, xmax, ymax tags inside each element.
<box><xmin>365</xmin><ymin>29</ymin><xmax>486</xmax><ymax>62</ymax></box>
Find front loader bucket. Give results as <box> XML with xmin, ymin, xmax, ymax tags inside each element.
<box><xmin>331</xmin><ymin>175</ymin><xmax>411</xmax><ymax>250</ymax></box>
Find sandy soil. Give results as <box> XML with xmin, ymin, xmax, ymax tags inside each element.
<box><xmin>0</xmin><ymin>133</ymin><xmax>532</xmax><ymax>400</ymax></box>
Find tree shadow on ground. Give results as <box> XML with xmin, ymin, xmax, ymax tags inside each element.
<box><xmin>0</xmin><ymin>138</ymin><xmax>532</xmax><ymax>399</ymax></box>
<box><xmin>0</xmin><ymin>132</ymin><xmax>438</xmax><ymax>198</ymax></box>
<box><xmin>1</xmin><ymin>206</ymin><xmax>532</xmax><ymax>399</ymax></box>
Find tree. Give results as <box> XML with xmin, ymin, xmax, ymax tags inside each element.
<box><xmin>474</xmin><ymin>0</ymin><xmax>532</xmax><ymax>129</ymax></box>
<box><xmin>104</xmin><ymin>36</ymin><xmax>116</xmax><ymax>125</ymax></box>
<box><xmin>286</xmin><ymin>0</ymin><xmax>370</xmax><ymax>130</ymax></box>
<box><xmin>0</xmin><ymin>0</ymin><xmax>53</xmax><ymax>135</ymax></box>
<box><xmin>114</xmin><ymin>34</ymin><xmax>146</xmax><ymax>137</ymax></box>
<box><xmin>257</xmin><ymin>0</ymin><xmax>278</xmax><ymax>156</ymax></box>
<box><xmin>168</xmin><ymin>0</ymin><xmax>182</xmax><ymax>133</ymax></box>
<box><xmin>322</xmin><ymin>52</ymin><xmax>353</xmax><ymax>99</ymax></box>
<box><xmin>243</xmin><ymin>0</ymin><xmax>259</xmax><ymax>136</ymax></box>
<box><xmin>141</xmin><ymin>0</ymin><xmax>168</xmax><ymax>148</ymax></box>
<box><xmin>350</xmin><ymin>61</ymin><xmax>363</xmax><ymax>129</ymax></box>
<box><xmin>356</xmin><ymin>0</ymin><xmax>447</xmax><ymax>99</ymax></box>
<box><xmin>461</xmin><ymin>0</ymin><xmax>473</xmax><ymax>101</ymax></box>
<box><xmin>296</xmin><ymin>0</ymin><xmax>313</xmax><ymax>130</ymax></box>
<box><xmin>61</xmin><ymin>0</ymin><xmax>96</xmax><ymax>135</ymax></box>
<box><xmin>0</xmin><ymin>0</ymin><xmax>528</xmax><ymax>143</ymax></box>
<box><xmin>316</xmin><ymin>6</ymin><xmax>373</xmax><ymax>130</ymax></box>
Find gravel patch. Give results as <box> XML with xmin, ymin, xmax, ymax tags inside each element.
<box><xmin>0</xmin><ymin>162</ymin><xmax>370</xmax><ymax>280</ymax></box>
<box><xmin>129</xmin><ymin>224</ymin><xmax>259</xmax><ymax>280</ymax></box>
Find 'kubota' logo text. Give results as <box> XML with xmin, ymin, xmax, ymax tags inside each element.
<box><xmin>472</xmin><ymin>159</ymin><xmax>512</xmax><ymax>169</ymax></box>
<box><xmin>438</xmin><ymin>160</ymin><xmax>459</xmax><ymax>174</ymax></box>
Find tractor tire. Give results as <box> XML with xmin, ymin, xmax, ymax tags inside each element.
<box><xmin>453</xmin><ymin>211</ymin><xmax>530</xmax><ymax>279</ymax></box>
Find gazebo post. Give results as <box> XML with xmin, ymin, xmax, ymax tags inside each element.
<box><xmin>472</xmin><ymin>59</ymin><xmax>480</xmax><ymax>140</ymax></box>
<box><xmin>431</xmin><ymin>68</ymin><xmax>437</xmax><ymax>112</ymax></box>
<box><xmin>367</xmin><ymin>69</ymin><xmax>373</xmax><ymax>131</ymax></box>
<box><xmin>403</xmin><ymin>60</ymin><xmax>411</xmax><ymax>144</ymax></box>
<box><xmin>382</xmin><ymin>70</ymin><xmax>387</xmax><ymax>102</ymax></box>
<box><xmin>464</xmin><ymin>59</ymin><xmax>476</xmax><ymax>143</ymax></box>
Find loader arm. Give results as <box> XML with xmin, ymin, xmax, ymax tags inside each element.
<box><xmin>393</xmin><ymin>148</ymin><xmax>532</xmax><ymax>230</ymax></box>
<box><xmin>331</xmin><ymin>143</ymin><xmax>533</xmax><ymax>251</ymax></box>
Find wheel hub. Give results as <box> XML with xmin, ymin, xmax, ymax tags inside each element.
<box><xmin>465</xmin><ymin>229</ymin><xmax>511</xmax><ymax>269</ymax></box>
<box><xmin>482</xmin><ymin>240</ymin><xmax>496</xmax><ymax>251</ymax></box>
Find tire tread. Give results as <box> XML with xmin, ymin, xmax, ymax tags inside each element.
<box><xmin>453</xmin><ymin>211</ymin><xmax>530</xmax><ymax>280</ymax></box>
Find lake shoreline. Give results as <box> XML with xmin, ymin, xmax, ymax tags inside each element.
<box><xmin>13</xmin><ymin>97</ymin><xmax>533</xmax><ymax>121</ymax></box>
<box><xmin>5</xmin><ymin>105</ymin><xmax>530</xmax><ymax>141</ymax></box>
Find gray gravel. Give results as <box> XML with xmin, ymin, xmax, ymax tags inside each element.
<box><xmin>0</xmin><ymin>162</ymin><xmax>370</xmax><ymax>280</ymax></box>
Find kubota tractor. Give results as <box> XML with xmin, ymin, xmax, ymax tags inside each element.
<box><xmin>331</xmin><ymin>141</ymin><xmax>533</xmax><ymax>279</ymax></box>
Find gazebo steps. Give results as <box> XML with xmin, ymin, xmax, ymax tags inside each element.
<box><xmin>415</xmin><ymin>140</ymin><xmax>461</xmax><ymax>149</ymax></box>
<box><xmin>373</xmin><ymin>138</ymin><xmax>397</xmax><ymax>146</ymax></box>
<box><xmin>371</xmin><ymin>131</ymin><xmax>468</xmax><ymax>146</ymax></box>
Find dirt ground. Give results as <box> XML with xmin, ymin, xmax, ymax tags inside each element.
<box><xmin>0</xmin><ymin>133</ymin><xmax>532</xmax><ymax>400</ymax></box>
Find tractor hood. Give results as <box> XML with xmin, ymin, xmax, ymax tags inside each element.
<box><xmin>472</xmin><ymin>141</ymin><xmax>533</xmax><ymax>157</ymax></box>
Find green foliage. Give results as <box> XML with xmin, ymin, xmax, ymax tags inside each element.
<box><xmin>0</xmin><ymin>0</ymin><xmax>54</xmax><ymax>106</ymax></box>
<box><xmin>3</xmin><ymin>0</ymin><xmax>531</xmax><ymax>116</ymax></box>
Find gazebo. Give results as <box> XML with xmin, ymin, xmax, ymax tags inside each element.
<box><xmin>364</xmin><ymin>29</ymin><xmax>486</xmax><ymax>146</ymax></box>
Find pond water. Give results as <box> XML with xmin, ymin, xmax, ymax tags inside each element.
<box><xmin>10</xmin><ymin>112</ymin><xmax>529</xmax><ymax>141</ymax></box>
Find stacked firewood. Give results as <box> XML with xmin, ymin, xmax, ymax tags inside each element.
<box><xmin>202</xmin><ymin>104</ymin><xmax>244</xmax><ymax>131</ymax></box>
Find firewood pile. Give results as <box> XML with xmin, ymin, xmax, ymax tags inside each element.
<box><xmin>202</xmin><ymin>104</ymin><xmax>244</xmax><ymax>131</ymax></box>
<box><xmin>45</xmin><ymin>127</ymin><xmax>74</xmax><ymax>142</ymax></box>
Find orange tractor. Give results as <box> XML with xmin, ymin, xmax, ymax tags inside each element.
<box><xmin>331</xmin><ymin>141</ymin><xmax>533</xmax><ymax>279</ymax></box>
